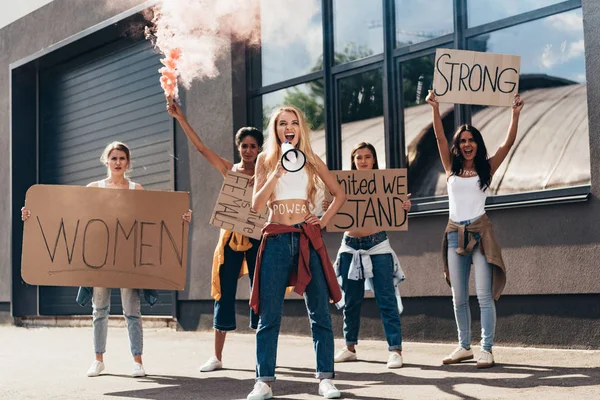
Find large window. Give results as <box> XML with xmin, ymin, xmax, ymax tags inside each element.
<box><xmin>468</xmin><ymin>0</ymin><xmax>566</xmax><ymax>27</ymax></box>
<box><xmin>249</xmin><ymin>0</ymin><xmax>589</xmax><ymax>213</ymax></box>
<box><xmin>395</xmin><ymin>0</ymin><xmax>454</xmax><ymax>48</ymax></box>
<box><xmin>339</xmin><ymin>68</ymin><xmax>385</xmax><ymax>169</ymax></box>
<box><xmin>257</xmin><ymin>0</ymin><xmax>323</xmax><ymax>86</ymax></box>
<box><xmin>333</xmin><ymin>0</ymin><xmax>383</xmax><ymax>64</ymax></box>
<box><xmin>469</xmin><ymin>9</ymin><xmax>588</xmax><ymax>195</ymax></box>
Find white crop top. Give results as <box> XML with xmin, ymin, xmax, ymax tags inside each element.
<box><xmin>447</xmin><ymin>175</ymin><xmax>487</xmax><ymax>222</ymax></box>
<box><xmin>98</xmin><ymin>179</ymin><xmax>136</xmax><ymax>189</ymax></box>
<box><xmin>273</xmin><ymin>169</ymin><xmax>309</xmax><ymax>201</ymax></box>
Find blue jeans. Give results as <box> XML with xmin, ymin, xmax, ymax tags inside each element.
<box><xmin>338</xmin><ymin>232</ymin><xmax>402</xmax><ymax>351</ymax></box>
<box><xmin>214</xmin><ymin>237</ymin><xmax>260</xmax><ymax>331</ymax></box>
<box><xmin>255</xmin><ymin>227</ymin><xmax>334</xmax><ymax>382</ymax></box>
<box><xmin>92</xmin><ymin>288</ymin><xmax>143</xmax><ymax>356</ymax></box>
<box><xmin>447</xmin><ymin>218</ymin><xmax>496</xmax><ymax>352</ymax></box>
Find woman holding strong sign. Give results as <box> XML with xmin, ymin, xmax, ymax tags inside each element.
<box><xmin>426</xmin><ymin>90</ymin><xmax>524</xmax><ymax>368</ymax></box>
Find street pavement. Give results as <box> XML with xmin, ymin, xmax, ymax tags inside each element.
<box><xmin>1</xmin><ymin>325</ymin><xmax>599</xmax><ymax>399</ymax></box>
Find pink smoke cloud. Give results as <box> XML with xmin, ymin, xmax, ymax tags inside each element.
<box><xmin>147</xmin><ymin>0</ymin><xmax>260</xmax><ymax>100</ymax></box>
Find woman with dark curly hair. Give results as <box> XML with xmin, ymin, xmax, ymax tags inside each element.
<box><xmin>426</xmin><ymin>90</ymin><xmax>524</xmax><ymax>369</ymax></box>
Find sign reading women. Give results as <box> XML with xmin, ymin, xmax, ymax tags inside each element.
<box><xmin>21</xmin><ymin>185</ymin><xmax>190</xmax><ymax>290</ymax></box>
<box><xmin>433</xmin><ymin>48</ymin><xmax>521</xmax><ymax>107</ymax></box>
<box><xmin>326</xmin><ymin>169</ymin><xmax>409</xmax><ymax>232</ymax></box>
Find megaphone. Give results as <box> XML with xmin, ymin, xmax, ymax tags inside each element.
<box><xmin>281</xmin><ymin>142</ymin><xmax>306</xmax><ymax>172</ymax></box>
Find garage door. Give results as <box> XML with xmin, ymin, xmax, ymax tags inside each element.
<box><xmin>38</xmin><ymin>38</ymin><xmax>175</xmax><ymax>316</ymax></box>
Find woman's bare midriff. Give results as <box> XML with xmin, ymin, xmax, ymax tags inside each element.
<box><xmin>268</xmin><ymin>199</ymin><xmax>311</xmax><ymax>225</ymax></box>
<box><xmin>346</xmin><ymin>228</ymin><xmax>382</xmax><ymax>238</ymax></box>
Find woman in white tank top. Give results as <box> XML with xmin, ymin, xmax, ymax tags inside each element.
<box><xmin>22</xmin><ymin>141</ymin><xmax>192</xmax><ymax>378</ymax></box>
<box><xmin>426</xmin><ymin>90</ymin><xmax>524</xmax><ymax>369</ymax></box>
<box><xmin>247</xmin><ymin>105</ymin><xmax>346</xmax><ymax>400</ymax></box>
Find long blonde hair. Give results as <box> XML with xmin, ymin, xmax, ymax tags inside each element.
<box><xmin>263</xmin><ymin>105</ymin><xmax>322</xmax><ymax>208</ymax></box>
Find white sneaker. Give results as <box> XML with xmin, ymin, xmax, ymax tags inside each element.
<box><xmin>132</xmin><ymin>362</ymin><xmax>146</xmax><ymax>377</ymax></box>
<box><xmin>86</xmin><ymin>360</ymin><xmax>105</xmax><ymax>377</ymax></box>
<box><xmin>318</xmin><ymin>379</ymin><xmax>341</xmax><ymax>399</ymax></box>
<box><xmin>334</xmin><ymin>348</ymin><xmax>357</xmax><ymax>363</ymax></box>
<box><xmin>387</xmin><ymin>352</ymin><xmax>403</xmax><ymax>369</ymax></box>
<box><xmin>200</xmin><ymin>355</ymin><xmax>223</xmax><ymax>372</ymax></box>
<box><xmin>477</xmin><ymin>350</ymin><xmax>495</xmax><ymax>369</ymax></box>
<box><xmin>247</xmin><ymin>381</ymin><xmax>273</xmax><ymax>400</ymax></box>
<box><xmin>442</xmin><ymin>346</ymin><xmax>474</xmax><ymax>364</ymax></box>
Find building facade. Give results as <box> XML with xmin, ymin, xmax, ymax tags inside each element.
<box><xmin>1</xmin><ymin>0</ymin><xmax>599</xmax><ymax>348</ymax></box>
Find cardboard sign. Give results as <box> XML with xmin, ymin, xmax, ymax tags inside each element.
<box><xmin>325</xmin><ymin>169</ymin><xmax>408</xmax><ymax>232</ymax></box>
<box><xmin>210</xmin><ymin>172</ymin><xmax>268</xmax><ymax>240</ymax></box>
<box><xmin>433</xmin><ymin>48</ymin><xmax>520</xmax><ymax>107</ymax></box>
<box><xmin>21</xmin><ymin>185</ymin><xmax>190</xmax><ymax>290</ymax></box>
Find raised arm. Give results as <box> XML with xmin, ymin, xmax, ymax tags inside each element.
<box><xmin>167</xmin><ymin>100</ymin><xmax>233</xmax><ymax>177</ymax></box>
<box><xmin>252</xmin><ymin>153</ymin><xmax>285</xmax><ymax>212</ymax></box>
<box><xmin>489</xmin><ymin>94</ymin><xmax>524</xmax><ymax>175</ymax></box>
<box><xmin>314</xmin><ymin>157</ymin><xmax>346</xmax><ymax>228</ymax></box>
<box><xmin>426</xmin><ymin>90</ymin><xmax>452</xmax><ymax>174</ymax></box>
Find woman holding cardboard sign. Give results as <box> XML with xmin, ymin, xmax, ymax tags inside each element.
<box><xmin>247</xmin><ymin>105</ymin><xmax>346</xmax><ymax>400</ymax></box>
<box><xmin>167</xmin><ymin>100</ymin><xmax>264</xmax><ymax>373</ymax></box>
<box><xmin>322</xmin><ymin>142</ymin><xmax>411</xmax><ymax>369</ymax></box>
<box><xmin>425</xmin><ymin>90</ymin><xmax>524</xmax><ymax>368</ymax></box>
<box><xmin>22</xmin><ymin>141</ymin><xmax>192</xmax><ymax>378</ymax></box>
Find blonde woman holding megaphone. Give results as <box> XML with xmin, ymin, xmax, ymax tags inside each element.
<box><xmin>247</xmin><ymin>105</ymin><xmax>346</xmax><ymax>400</ymax></box>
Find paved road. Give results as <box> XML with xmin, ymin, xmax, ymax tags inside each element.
<box><xmin>1</xmin><ymin>326</ymin><xmax>599</xmax><ymax>399</ymax></box>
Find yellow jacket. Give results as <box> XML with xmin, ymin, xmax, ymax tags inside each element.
<box><xmin>211</xmin><ymin>230</ymin><xmax>253</xmax><ymax>301</ymax></box>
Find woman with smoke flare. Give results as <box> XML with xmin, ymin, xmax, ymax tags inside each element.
<box><xmin>22</xmin><ymin>141</ymin><xmax>192</xmax><ymax>378</ymax></box>
<box><xmin>247</xmin><ymin>105</ymin><xmax>346</xmax><ymax>400</ymax></box>
<box><xmin>167</xmin><ymin>101</ymin><xmax>264</xmax><ymax>373</ymax></box>
<box><xmin>425</xmin><ymin>90</ymin><xmax>524</xmax><ymax>368</ymax></box>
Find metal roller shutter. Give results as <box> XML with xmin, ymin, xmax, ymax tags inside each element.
<box><xmin>38</xmin><ymin>38</ymin><xmax>174</xmax><ymax>316</ymax></box>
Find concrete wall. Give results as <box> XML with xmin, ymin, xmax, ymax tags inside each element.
<box><xmin>0</xmin><ymin>0</ymin><xmax>240</xmax><ymax>306</ymax></box>
<box><xmin>0</xmin><ymin>0</ymin><xmax>148</xmax><ymax>304</ymax></box>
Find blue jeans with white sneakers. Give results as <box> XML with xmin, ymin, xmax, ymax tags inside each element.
<box><xmin>447</xmin><ymin>219</ymin><xmax>496</xmax><ymax>352</ymax></box>
<box><xmin>338</xmin><ymin>231</ymin><xmax>402</xmax><ymax>351</ymax></box>
<box><xmin>92</xmin><ymin>288</ymin><xmax>143</xmax><ymax>356</ymax></box>
<box><xmin>255</xmin><ymin>227</ymin><xmax>335</xmax><ymax>382</ymax></box>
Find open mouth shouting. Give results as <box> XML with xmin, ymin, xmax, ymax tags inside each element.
<box><xmin>463</xmin><ymin>148</ymin><xmax>474</xmax><ymax>158</ymax></box>
<box><xmin>284</xmin><ymin>132</ymin><xmax>295</xmax><ymax>142</ymax></box>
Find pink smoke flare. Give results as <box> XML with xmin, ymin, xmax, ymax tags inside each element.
<box><xmin>147</xmin><ymin>0</ymin><xmax>260</xmax><ymax>100</ymax></box>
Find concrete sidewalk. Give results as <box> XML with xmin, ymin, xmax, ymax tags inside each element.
<box><xmin>0</xmin><ymin>326</ymin><xmax>599</xmax><ymax>399</ymax></box>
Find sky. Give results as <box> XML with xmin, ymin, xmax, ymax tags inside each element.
<box><xmin>0</xmin><ymin>0</ymin><xmax>54</xmax><ymax>30</ymax></box>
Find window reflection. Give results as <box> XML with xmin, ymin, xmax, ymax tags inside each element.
<box><xmin>469</xmin><ymin>9</ymin><xmax>589</xmax><ymax>194</ymax></box>
<box><xmin>261</xmin><ymin>80</ymin><xmax>326</xmax><ymax>162</ymax></box>
<box><xmin>339</xmin><ymin>68</ymin><xmax>385</xmax><ymax>169</ymax></box>
<box><xmin>395</xmin><ymin>0</ymin><xmax>453</xmax><ymax>48</ymax></box>
<box><xmin>468</xmin><ymin>0</ymin><xmax>565</xmax><ymax>27</ymax></box>
<box><xmin>259</xmin><ymin>0</ymin><xmax>323</xmax><ymax>86</ymax></box>
<box><xmin>333</xmin><ymin>0</ymin><xmax>383</xmax><ymax>64</ymax></box>
<box><xmin>401</xmin><ymin>55</ymin><xmax>453</xmax><ymax>197</ymax></box>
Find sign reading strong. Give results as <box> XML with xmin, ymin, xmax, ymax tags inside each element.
<box><xmin>433</xmin><ymin>48</ymin><xmax>521</xmax><ymax>107</ymax></box>
<box><xmin>21</xmin><ymin>185</ymin><xmax>190</xmax><ymax>290</ymax></box>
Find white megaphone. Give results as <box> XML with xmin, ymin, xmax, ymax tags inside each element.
<box><xmin>281</xmin><ymin>141</ymin><xmax>306</xmax><ymax>172</ymax></box>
